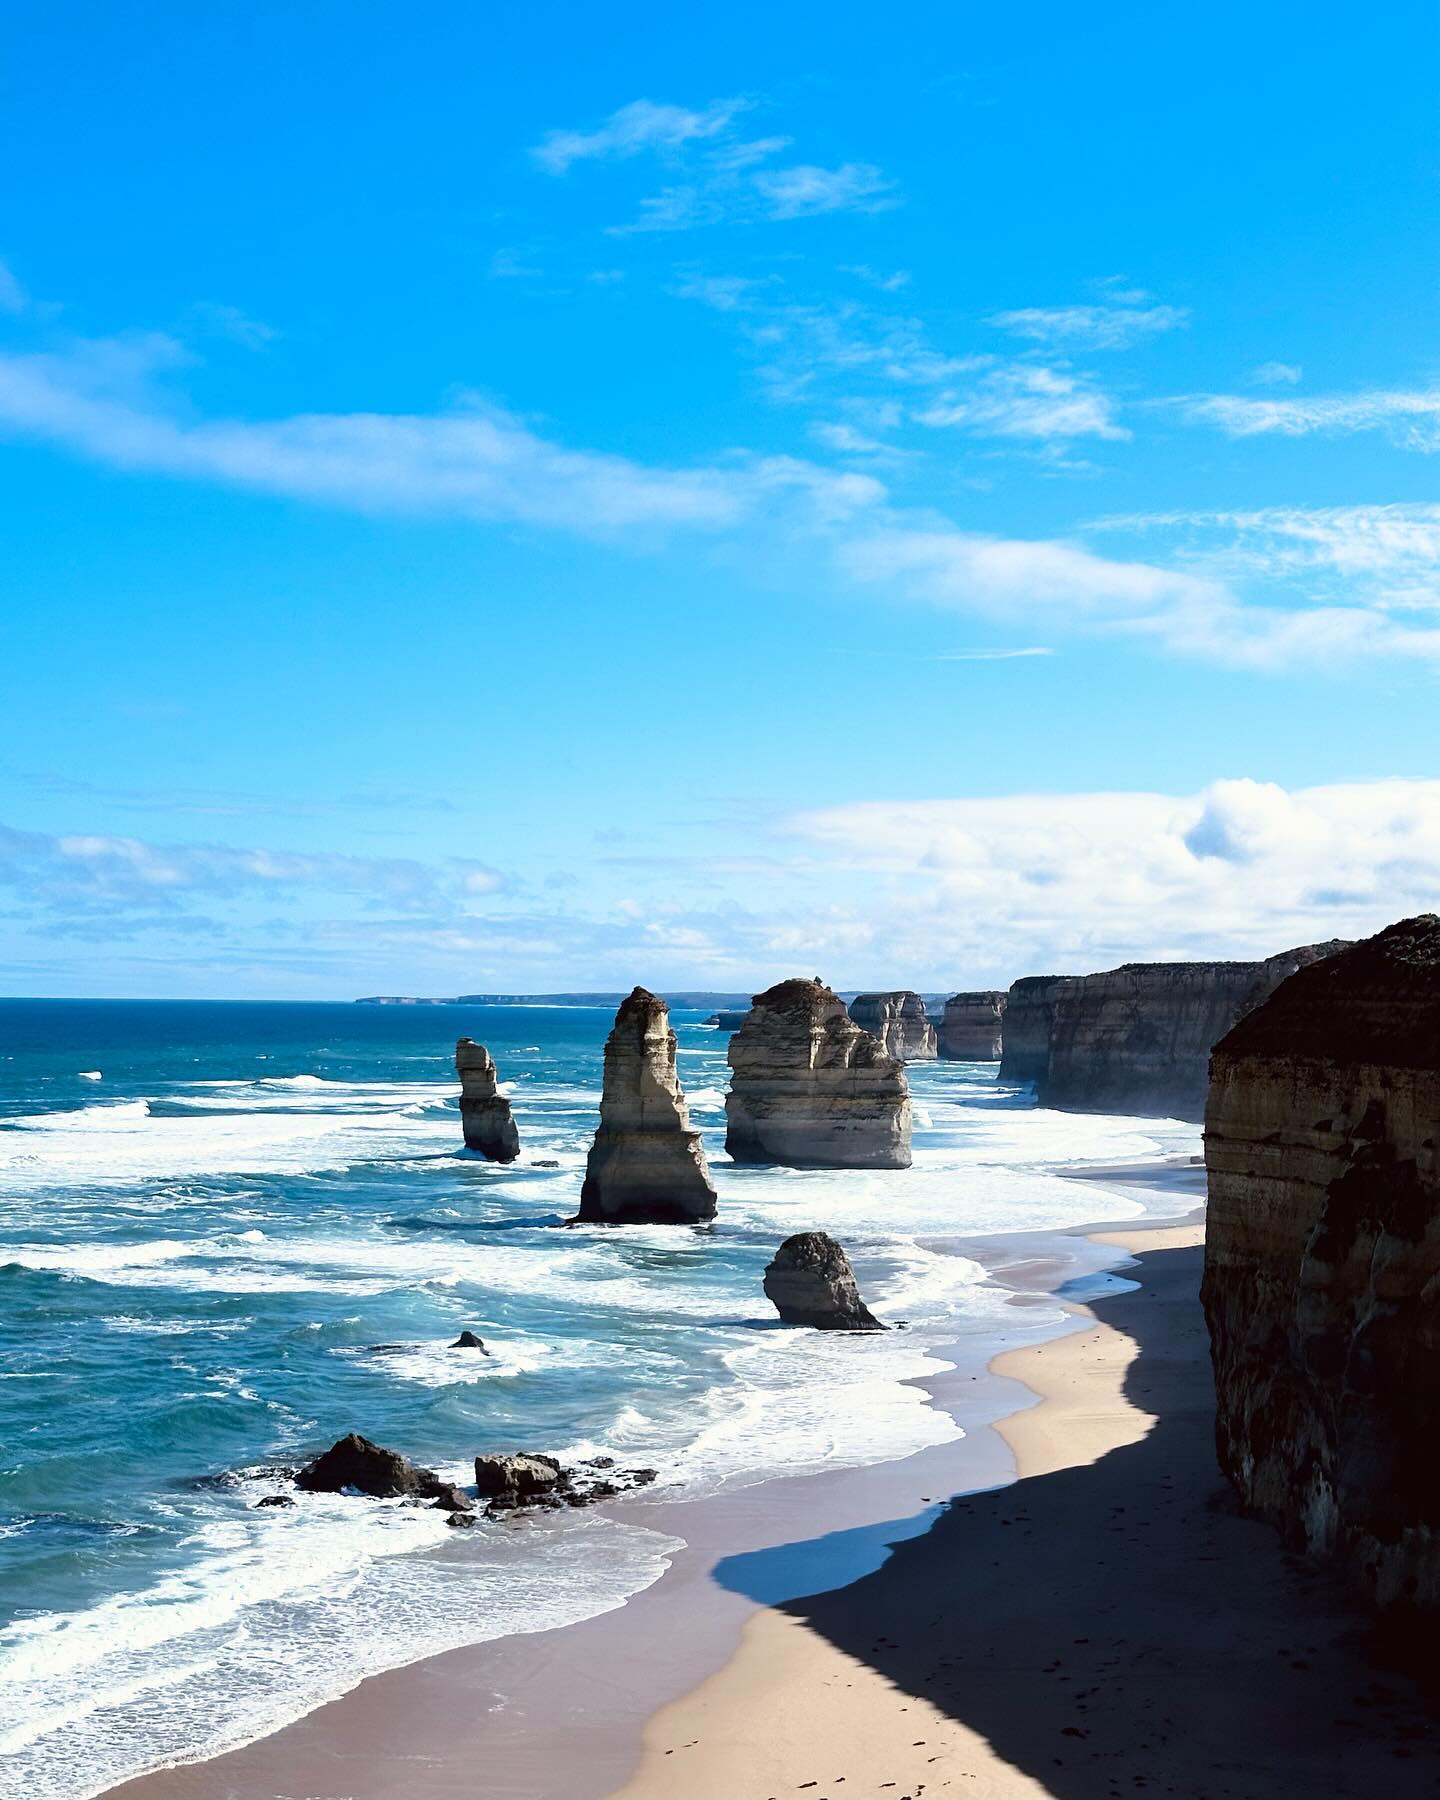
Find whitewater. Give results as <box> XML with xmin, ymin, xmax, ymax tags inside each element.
<box><xmin>0</xmin><ymin>999</ymin><xmax>1200</xmax><ymax>1798</ymax></box>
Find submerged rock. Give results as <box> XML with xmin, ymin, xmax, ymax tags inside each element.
<box><xmin>456</xmin><ymin>1039</ymin><xmax>521</xmax><ymax>1162</ymax></box>
<box><xmin>294</xmin><ymin>1433</ymin><xmax>448</xmax><ymax>1501</ymax></box>
<box><xmin>449</xmin><ymin>1330</ymin><xmax>488</xmax><ymax>1351</ymax></box>
<box><xmin>938</xmin><ymin>990</ymin><xmax>1007</xmax><ymax>1062</ymax></box>
<box><xmin>763</xmin><ymin>1232</ymin><xmax>885</xmax><ymax>1330</ymax></box>
<box><xmin>726</xmin><ymin>978</ymin><xmax>912</xmax><ymax>1169</ymax></box>
<box><xmin>574</xmin><ymin>988</ymin><xmax>717</xmax><ymax>1224</ymax></box>
<box><xmin>1202</xmin><ymin>915</ymin><xmax>1440</xmax><ymax>1616</ymax></box>
<box><xmin>254</xmin><ymin>1494</ymin><xmax>295</xmax><ymax>1509</ymax></box>
<box><xmin>847</xmin><ymin>991</ymin><xmax>938</xmax><ymax>1062</ymax></box>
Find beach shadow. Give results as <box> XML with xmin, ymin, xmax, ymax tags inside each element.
<box><xmin>712</xmin><ymin>1245</ymin><xmax>1439</xmax><ymax>1797</ymax></box>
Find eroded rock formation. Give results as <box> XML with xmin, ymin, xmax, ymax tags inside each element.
<box><xmin>456</xmin><ymin>1039</ymin><xmax>520</xmax><ymax>1161</ymax></box>
<box><xmin>848</xmin><ymin>991</ymin><xmax>938</xmax><ymax>1062</ymax></box>
<box><xmin>574</xmin><ymin>988</ymin><xmax>717</xmax><ymax>1224</ymax></box>
<box><xmin>938</xmin><ymin>990</ymin><xmax>1007</xmax><ymax>1061</ymax></box>
<box><xmin>998</xmin><ymin>975</ymin><xmax>1073</xmax><ymax>1087</ymax></box>
<box><xmin>1202</xmin><ymin>915</ymin><xmax>1440</xmax><ymax>1615</ymax></box>
<box><xmin>1042</xmin><ymin>942</ymin><xmax>1347</xmax><ymax>1120</ymax></box>
<box><xmin>295</xmin><ymin>1433</ymin><xmax>455</xmax><ymax>1502</ymax></box>
<box><xmin>763</xmin><ymin>1231</ymin><xmax>885</xmax><ymax>1330</ymax></box>
<box><xmin>706</xmin><ymin>1009</ymin><xmax>750</xmax><ymax>1031</ymax></box>
<box><xmin>726</xmin><ymin>979</ymin><xmax>912</xmax><ymax>1169</ymax></box>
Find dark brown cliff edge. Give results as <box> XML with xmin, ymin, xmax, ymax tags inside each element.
<box><xmin>1039</xmin><ymin>941</ymin><xmax>1347</xmax><ymax>1121</ymax></box>
<box><xmin>1202</xmin><ymin>914</ymin><xmax>1440</xmax><ymax>1618</ymax></box>
<box><xmin>997</xmin><ymin>975</ymin><xmax>1072</xmax><ymax>1086</ymax></box>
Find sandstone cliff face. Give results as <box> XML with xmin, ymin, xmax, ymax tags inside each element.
<box><xmin>848</xmin><ymin>991</ymin><xmax>938</xmax><ymax>1061</ymax></box>
<box><xmin>456</xmin><ymin>1039</ymin><xmax>520</xmax><ymax>1161</ymax></box>
<box><xmin>938</xmin><ymin>991</ymin><xmax>1006</xmax><ymax>1061</ymax></box>
<box><xmin>1202</xmin><ymin>915</ymin><xmax>1440</xmax><ymax>1615</ymax></box>
<box><xmin>1042</xmin><ymin>942</ymin><xmax>1347</xmax><ymax>1121</ymax></box>
<box><xmin>726</xmin><ymin>979</ymin><xmax>912</xmax><ymax>1169</ymax></box>
<box><xmin>998</xmin><ymin>976</ymin><xmax>1073</xmax><ymax>1087</ymax></box>
<box><xmin>575</xmin><ymin>988</ymin><xmax>717</xmax><ymax>1224</ymax></box>
<box><xmin>763</xmin><ymin>1232</ymin><xmax>885</xmax><ymax>1330</ymax></box>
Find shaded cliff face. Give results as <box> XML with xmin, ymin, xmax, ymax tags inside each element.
<box><xmin>847</xmin><ymin>991</ymin><xmax>937</xmax><ymax>1062</ymax></box>
<box><xmin>762</xmin><ymin>1231</ymin><xmax>885</xmax><ymax>1331</ymax></box>
<box><xmin>455</xmin><ymin>1039</ymin><xmax>520</xmax><ymax>1162</ymax></box>
<box><xmin>938</xmin><ymin>991</ymin><xmax>1006</xmax><ymax>1061</ymax></box>
<box><xmin>726</xmin><ymin>978</ymin><xmax>912</xmax><ymax>1169</ymax></box>
<box><xmin>1040</xmin><ymin>941</ymin><xmax>1348</xmax><ymax>1121</ymax></box>
<box><xmin>576</xmin><ymin>987</ymin><xmax>717</xmax><ymax>1224</ymax></box>
<box><xmin>997</xmin><ymin>976</ymin><xmax>1072</xmax><ymax>1086</ymax></box>
<box><xmin>1202</xmin><ymin>915</ymin><xmax>1440</xmax><ymax>1615</ymax></box>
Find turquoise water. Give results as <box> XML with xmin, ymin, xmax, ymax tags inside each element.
<box><xmin>0</xmin><ymin>1000</ymin><xmax>1196</xmax><ymax>1797</ymax></box>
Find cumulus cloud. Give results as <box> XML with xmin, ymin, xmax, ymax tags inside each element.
<box><xmin>1176</xmin><ymin>386</ymin><xmax>1440</xmax><ymax>450</ymax></box>
<box><xmin>531</xmin><ymin>98</ymin><xmax>748</xmax><ymax>174</ymax></box>
<box><xmin>988</xmin><ymin>302</ymin><xmax>1189</xmax><ymax>350</ymax></box>
<box><xmin>783</xmin><ymin>778</ymin><xmax>1440</xmax><ymax>979</ymax></box>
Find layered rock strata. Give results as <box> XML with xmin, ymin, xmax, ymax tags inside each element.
<box><xmin>938</xmin><ymin>990</ymin><xmax>1007</xmax><ymax>1061</ymax></box>
<box><xmin>763</xmin><ymin>1232</ymin><xmax>885</xmax><ymax>1330</ymax></box>
<box><xmin>1042</xmin><ymin>942</ymin><xmax>1347</xmax><ymax>1120</ymax></box>
<box><xmin>726</xmin><ymin>979</ymin><xmax>912</xmax><ymax>1169</ymax></box>
<box><xmin>456</xmin><ymin>1039</ymin><xmax>520</xmax><ymax>1161</ymax></box>
<box><xmin>574</xmin><ymin>988</ymin><xmax>717</xmax><ymax>1224</ymax></box>
<box><xmin>1202</xmin><ymin>915</ymin><xmax>1440</xmax><ymax>1615</ymax></box>
<box><xmin>847</xmin><ymin>991</ymin><xmax>938</xmax><ymax>1062</ymax></box>
<box><xmin>998</xmin><ymin>975</ymin><xmax>1073</xmax><ymax>1087</ymax></box>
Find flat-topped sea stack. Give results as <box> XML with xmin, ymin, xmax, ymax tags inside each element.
<box><xmin>1042</xmin><ymin>941</ymin><xmax>1348</xmax><ymax>1120</ymax></box>
<box><xmin>938</xmin><ymin>990</ymin><xmax>1006</xmax><ymax>1061</ymax></box>
<box><xmin>998</xmin><ymin>975</ymin><xmax>1072</xmax><ymax>1087</ymax></box>
<box><xmin>763</xmin><ymin>1232</ymin><xmax>885</xmax><ymax>1331</ymax></box>
<box><xmin>847</xmin><ymin>991</ymin><xmax>937</xmax><ymax>1062</ymax></box>
<box><xmin>1202</xmin><ymin>916</ymin><xmax>1440</xmax><ymax>1616</ymax></box>
<box><xmin>575</xmin><ymin>988</ymin><xmax>717</xmax><ymax>1224</ymax></box>
<box><xmin>705</xmin><ymin>1009</ymin><xmax>750</xmax><ymax>1031</ymax></box>
<box><xmin>726</xmin><ymin>979</ymin><xmax>912</xmax><ymax>1169</ymax></box>
<box><xmin>455</xmin><ymin>1039</ymin><xmax>520</xmax><ymax>1161</ymax></box>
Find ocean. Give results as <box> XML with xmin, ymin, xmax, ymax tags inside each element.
<box><xmin>0</xmin><ymin>999</ymin><xmax>1200</xmax><ymax>1797</ymax></box>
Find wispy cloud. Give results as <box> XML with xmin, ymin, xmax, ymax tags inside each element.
<box><xmin>1251</xmin><ymin>360</ymin><xmax>1302</xmax><ymax>386</ymax></box>
<box><xmin>935</xmin><ymin>647</ymin><xmax>1055</xmax><ymax>661</ymax></box>
<box><xmin>988</xmin><ymin>301</ymin><xmax>1188</xmax><ymax>350</ymax></box>
<box><xmin>914</xmin><ymin>363</ymin><xmax>1126</xmax><ymax>441</ymax></box>
<box><xmin>183</xmin><ymin>301</ymin><xmax>277</xmax><ymax>350</ymax></box>
<box><xmin>841</xmin><ymin>264</ymin><xmax>911</xmax><ymax>292</ymax></box>
<box><xmin>1175</xmin><ymin>386</ymin><xmax>1440</xmax><ymax>449</ymax></box>
<box><xmin>0</xmin><ymin>259</ymin><xmax>29</xmax><ymax>314</ymax></box>
<box><xmin>531</xmin><ymin>97</ymin><xmax>749</xmax><ymax>175</ymax></box>
<box><xmin>751</xmin><ymin>162</ymin><xmax>896</xmax><ymax>220</ymax></box>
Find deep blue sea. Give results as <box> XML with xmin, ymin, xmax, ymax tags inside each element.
<box><xmin>0</xmin><ymin>1000</ymin><xmax>1199</xmax><ymax>1797</ymax></box>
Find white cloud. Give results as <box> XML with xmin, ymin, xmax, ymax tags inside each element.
<box><xmin>0</xmin><ymin>259</ymin><xmax>29</xmax><ymax>313</ymax></box>
<box><xmin>914</xmin><ymin>363</ymin><xmax>1126</xmax><ymax>441</ymax></box>
<box><xmin>988</xmin><ymin>302</ymin><xmax>1188</xmax><ymax>350</ymax></box>
<box><xmin>840</xmin><ymin>264</ymin><xmax>911</xmax><ymax>292</ymax></box>
<box><xmin>531</xmin><ymin>98</ymin><xmax>748</xmax><ymax>174</ymax></box>
<box><xmin>1252</xmin><ymin>360</ymin><xmax>1302</xmax><ymax>386</ymax></box>
<box><xmin>184</xmin><ymin>302</ymin><xmax>277</xmax><ymax>349</ymax></box>
<box><xmin>752</xmin><ymin>162</ymin><xmax>896</xmax><ymax>220</ymax></box>
<box><xmin>783</xmin><ymin>778</ymin><xmax>1440</xmax><ymax>978</ymax></box>
<box><xmin>1176</xmin><ymin>386</ymin><xmax>1440</xmax><ymax>450</ymax></box>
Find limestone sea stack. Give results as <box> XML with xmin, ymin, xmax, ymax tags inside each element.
<box><xmin>456</xmin><ymin>1039</ymin><xmax>520</xmax><ymax>1161</ymax></box>
<box><xmin>938</xmin><ymin>990</ymin><xmax>1006</xmax><ymax>1061</ymax></box>
<box><xmin>763</xmin><ymin>1232</ymin><xmax>885</xmax><ymax>1330</ymax></box>
<box><xmin>1202</xmin><ymin>915</ymin><xmax>1440</xmax><ymax>1615</ymax></box>
<box><xmin>997</xmin><ymin>975</ymin><xmax>1073</xmax><ymax>1087</ymax></box>
<box><xmin>1042</xmin><ymin>941</ymin><xmax>1348</xmax><ymax>1121</ymax></box>
<box><xmin>847</xmin><ymin>991</ymin><xmax>938</xmax><ymax>1062</ymax></box>
<box><xmin>574</xmin><ymin>987</ymin><xmax>717</xmax><ymax>1224</ymax></box>
<box><xmin>726</xmin><ymin>979</ymin><xmax>912</xmax><ymax>1169</ymax></box>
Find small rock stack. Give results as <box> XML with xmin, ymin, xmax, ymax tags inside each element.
<box><xmin>847</xmin><ymin>991</ymin><xmax>938</xmax><ymax>1062</ymax></box>
<box><xmin>763</xmin><ymin>1232</ymin><xmax>885</xmax><ymax>1331</ymax></box>
<box><xmin>938</xmin><ymin>990</ymin><xmax>1007</xmax><ymax>1061</ymax></box>
<box><xmin>456</xmin><ymin>1039</ymin><xmax>520</xmax><ymax>1162</ymax></box>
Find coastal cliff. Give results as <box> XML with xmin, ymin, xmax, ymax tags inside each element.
<box><xmin>1202</xmin><ymin>915</ymin><xmax>1440</xmax><ymax>1615</ymax></box>
<box><xmin>726</xmin><ymin>978</ymin><xmax>912</xmax><ymax>1169</ymax></box>
<box><xmin>847</xmin><ymin>991</ymin><xmax>938</xmax><ymax>1062</ymax></box>
<box><xmin>455</xmin><ymin>1039</ymin><xmax>520</xmax><ymax>1161</ymax></box>
<box><xmin>938</xmin><ymin>991</ymin><xmax>1006</xmax><ymax>1061</ymax></box>
<box><xmin>997</xmin><ymin>976</ymin><xmax>1072</xmax><ymax>1087</ymax></box>
<box><xmin>575</xmin><ymin>988</ymin><xmax>717</xmax><ymax>1224</ymax></box>
<box><xmin>1043</xmin><ymin>942</ymin><xmax>1346</xmax><ymax>1120</ymax></box>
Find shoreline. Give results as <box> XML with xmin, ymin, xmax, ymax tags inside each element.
<box><xmin>101</xmin><ymin>1163</ymin><xmax>1203</xmax><ymax>1800</ymax></box>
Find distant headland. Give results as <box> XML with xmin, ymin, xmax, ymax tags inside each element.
<box><xmin>354</xmin><ymin>991</ymin><xmax>756</xmax><ymax>1009</ymax></box>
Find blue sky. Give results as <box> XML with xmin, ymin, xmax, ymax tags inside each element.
<box><xmin>3</xmin><ymin>0</ymin><xmax>1439</xmax><ymax>997</ymax></box>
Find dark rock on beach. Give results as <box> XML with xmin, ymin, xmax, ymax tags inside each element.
<box><xmin>473</xmin><ymin>1451</ymin><xmax>564</xmax><ymax>1498</ymax></box>
<box><xmin>295</xmin><ymin>1433</ymin><xmax>448</xmax><ymax>1501</ymax></box>
<box><xmin>763</xmin><ymin>1231</ymin><xmax>886</xmax><ymax>1331</ymax></box>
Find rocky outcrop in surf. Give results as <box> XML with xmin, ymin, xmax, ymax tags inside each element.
<box><xmin>847</xmin><ymin>991</ymin><xmax>938</xmax><ymax>1062</ymax></box>
<box><xmin>456</xmin><ymin>1039</ymin><xmax>520</xmax><ymax>1161</ymax></box>
<box><xmin>574</xmin><ymin>988</ymin><xmax>717</xmax><ymax>1224</ymax></box>
<box><xmin>998</xmin><ymin>976</ymin><xmax>1073</xmax><ymax>1087</ymax></box>
<box><xmin>295</xmin><ymin>1433</ymin><xmax>460</xmax><ymax>1504</ymax></box>
<box><xmin>726</xmin><ymin>979</ymin><xmax>912</xmax><ymax>1169</ymax></box>
<box><xmin>763</xmin><ymin>1232</ymin><xmax>885</xmax><ymax>1330</ymax></box>
<box><xmin>1042</xmin><ymin>942</ymin><xmax>1348</xmax><ymax>1120</ymax></box>
<box><xmin>1202</xmin><ymin>915</ymin><xmax>1440</xmax><ymax>1616</ymax></box>
<box><xmin>938</xmin><ymin>990</ymin><xmax>1007</xmax><ymax>1061</ymax></box>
